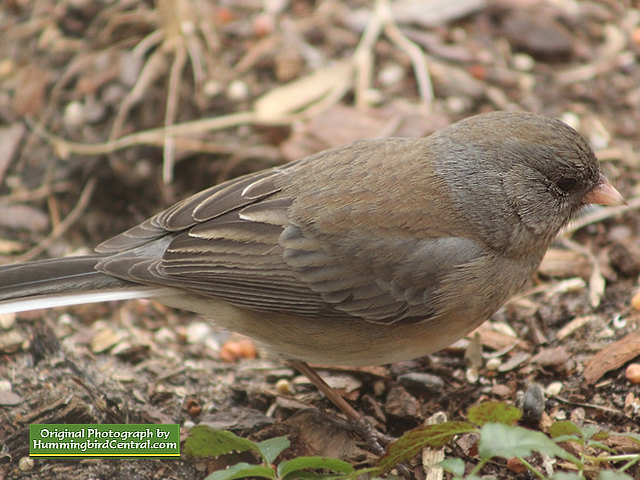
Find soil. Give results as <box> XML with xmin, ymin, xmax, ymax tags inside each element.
<box><xmin>1</xmin><ymin>0</ymin><xmax>640</xmax><ymax>479</ymax></box>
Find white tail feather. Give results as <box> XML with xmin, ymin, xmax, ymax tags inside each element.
<box><xmin>0</xmin><ymin>287</ymin><xmax>175</xmax><ymax>315</ymax></box>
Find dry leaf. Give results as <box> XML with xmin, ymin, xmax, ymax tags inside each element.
<box><xmin>0</xmin><ymin>205</ymin><xmax>50</xmax><ymax>232</ymax></box>
<box><xmin>254</xmin><ymin>61</ymin><xmax>353</xmax><ymax>120</ymax></box>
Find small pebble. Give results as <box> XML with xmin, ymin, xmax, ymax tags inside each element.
<box><xmin>183</xmin><ymin>419</ymin><xmax>195</xmax><ymax>429</ymax></box>
<box><xmin>631</xmin><ymin>291</ymin><xmax>640</xmax><ymax>311</ymax></box>
<box><xmin>520</xmin><ymin>384</ymin><xmax>545</xmax><ymax>425</ymax></box>
<box><xmin>445</xmin><ymin>96</ymin><xmax>467</xmax><ymax>113</ymax></box>
<box><xmin>219</xmin><ymin>338</ymin><xmax>257</xmax><ymax>362</ymax></box>
<box><xmin>275</xmin><ymin>378</ymin><xmax>291</xmax><ymax>394</ymax></box>
<box><xmin>19</xmin><ymin>457</ymin><xmax>34</xmax><ymax>472</ymax></box>
<box><xmin>0</xmin><ymin>313</ymin><xmax>15</xmax><ymax>329</ymax></box>
<box><xmin>378</xmin><ymin>63</ymin><xmax>405</xmax><ymax>87</ymax></box>
<box><xmin>185</xmin><ymin>322</ymin><xmax>212</xmax><ymax>344</ymax></box>
<box><xmin>227</xmin><ymin>80</ymin><xmax>249</xmax><ymax>101</ymax></box>
<box><xmin>485</xmin><ymin>357</ymin><xmax>502</xmax><ymax>371</ymax></box>
<box><xmin>512</xmin><ymin>53</ymin><xmax>534</xmax><ymax>71</ymax></box>
<box><xmin>63</xmin><ymin>101</ymin><xmax>85</xmax><ymax>128</ymax></box>
<box><xmin>560</xmin><ymin>111</ymin><xmax>581</xmax><ymax>131</ymax></box>
<box><xmin>625</xmin><ymin>363</ymin><xmax>640</xmax><ymax>384</ymax></box>
<box><xmin>545</xmin><ymin>381</ymin><xmax>562</xmax><ymax>396</ymax></box>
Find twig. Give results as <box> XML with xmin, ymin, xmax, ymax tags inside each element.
<box><xmin>163</xmin><ymin>41</ymin><xmax>187</xmax><ymax>183</ymax></box>
<box><xmin>31</xmin><ymin>111</ymin><xmax>266</xmax><ymax>156</ymax></box>
<box><xmin>109</xmin><ymin>46</ymin><xmax>167</xmax><ymax>141</ymax></box>
<box><xmin>0</xmin><ymin>182</ymin><xmax>73</xmax><ymax>206</ymax></box>
<box><xmin>352</xmin><ymin>0</ymin><xmax>433</xmax><ymax>110</ymax></box>
<box><xmin>12</xmin><ymin>178</ymin><xmax>97</xmax><ymax>263</ymax></box>
<box><xmin>380</xmin><ymin>1</ymin><xmax>433</xmax><ymax>108</ymax></box>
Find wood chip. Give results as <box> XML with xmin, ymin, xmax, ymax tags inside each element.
<box><xmin>531</xmin><ymin>346</ymin><xmax>572</xmax><ymax>370</ymax></box>
<box><xmin>557</xmin><ymin>315</ymin><xmax>596</xmax><ymax>341</ymax></box>
<box><xmin>583</xmin><ymin>331</ymin><xmax>640</xmax><ymax>384</ymax></box>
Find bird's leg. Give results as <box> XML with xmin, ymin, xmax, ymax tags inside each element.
<box><xmin>287</xmin><ymin>359</ymin><xmax>390</xmax><ymax>455</ymax></box>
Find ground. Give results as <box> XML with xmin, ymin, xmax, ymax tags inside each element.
<box><xmin>1</xmin><ymin>0</ymin><xmax>640</xmax><ymax>479</ymax></box>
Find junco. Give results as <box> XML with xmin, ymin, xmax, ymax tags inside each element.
<box><xmin>0</xmin><ymin>111</ymin><xmax>623</xmax><ymax>429</ymax></box>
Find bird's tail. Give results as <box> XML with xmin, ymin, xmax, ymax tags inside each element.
<box><xmin>0</xmin><ymin>256</ymin><xmax>170</xmax><ymax>314</ymax></box>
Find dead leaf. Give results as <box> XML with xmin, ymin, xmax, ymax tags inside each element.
<box><xmin>0</xmin><ymin>205</ymin><xmax>50</xmax><ymax>232</ymax></box>
<box><xmin>254</xmin><ymin>61</ymin><xmax>353</xmax><ymax>120</ymax></box>
<box><xmin>12</xmin><ymin>65</ymin><xmax>49</xmax><ymax>117</ymax></box>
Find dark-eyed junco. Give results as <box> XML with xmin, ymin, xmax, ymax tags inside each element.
<box><xmin>0</xmin><ymin>111</ymin><xmax>623</xmax><ymax>428</ymax></box>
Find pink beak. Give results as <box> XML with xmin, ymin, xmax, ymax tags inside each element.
<box><xmin>582</xmin><ymin>175</ymin><xmax>625</xmax><ymax>206</ymax></box>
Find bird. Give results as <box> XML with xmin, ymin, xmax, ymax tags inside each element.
<box><xmin>0</xmin><ymin>111</ymin><xmax>623</xmax><ymax>435</ymax></box>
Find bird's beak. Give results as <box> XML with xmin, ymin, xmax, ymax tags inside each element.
<box><xmin>582</xmin><ymin>175</ymin><xmax>626</xmax><ymax>206</ymax></box>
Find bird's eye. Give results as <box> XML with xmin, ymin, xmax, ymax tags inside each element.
<box><xmin>556</xmin><ymin>177</ymin><xmax>578</xmax><ymax>193</ymax></box>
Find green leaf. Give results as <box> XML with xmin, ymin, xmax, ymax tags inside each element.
<box><xmin>467</xmin><ymin>401</ymin><xmax>522</xmax><ymax>426</ymax></box>
<box><xmin>278</xmin><ymin>456</ymin><xmax>354</xmax><ymax>478</ymax></box>
<box><xmin>204</xmin><ymin>462</ymin><xmax>276</xmax><ymax>480</ymax></box>
<box><xmin>588</xmin><ymin>440</ymin><xmax>617</xmax><ymax>454</ymax></box>
<box><xmin>550</xmin><ymin>421</ymin><xmax>582</xmax><ymax>439</ymax></box>
<box><xmin>551</xmin><ymin>473</ymin><xmax>583</xmax><ymax>480</ymax></box>
<box><xmin>552</xmin><ymin>434</ymin><xmax>583</xmax><ymax>446</ymax></box>
<box><xmin>478</xmin><ymin>423</ymin><xmax>578</xmax><ymax>463</ymax></box>
<box><xmin>256</xmin><ymin>436</ymin><xmax>290</xmax><ymax>464</ymax></box>
<box><xmin>374</xmin><ymin>421</ymin><xmax>476</xmax><ymax>474</ymax></box>
<box><xmin>581</xmin><ymin>425</ymin><xmax>605</xmax><ymax>441</ymax></box>
<box><xmin>438</xmin><ymin>457</ymin><xmax>466</xmax><ymax>476</ymax></box>
<box><xmin>184</xmin><ymin>426</ymin><xmax>264</xmax><ymax>462</ymax></box>
<box><xmin>598</xmin><ymin>471</ymin><xmax>634</xmax><ymax>480</ymax></box>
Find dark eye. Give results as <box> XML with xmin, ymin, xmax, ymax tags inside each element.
<box><xmin>556</xmin><ymin>177</ymin><xmax>579</xmax><ymax>193</ymax></box>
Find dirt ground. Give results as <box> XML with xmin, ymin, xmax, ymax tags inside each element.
<box><xmin>1</xmin><ymin>0</ymin><xmax>640</xmax><ymax>478</ymax></box>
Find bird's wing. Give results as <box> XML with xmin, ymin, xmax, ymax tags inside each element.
<box><xmin>96</xmin><ymin>141</ymin><xmax>486</xmax><ymax>324</ymax></box>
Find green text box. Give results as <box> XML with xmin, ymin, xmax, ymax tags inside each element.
<box><xmin>29</xmin><ymin>424</ymin><xmax>180</xmax><ymax>457</ymax></box>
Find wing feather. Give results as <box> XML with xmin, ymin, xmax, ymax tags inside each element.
<box><xmin>95</xmin><ymin>139</ymin><xmax>488</xmax><ymax>325</ymax></box>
